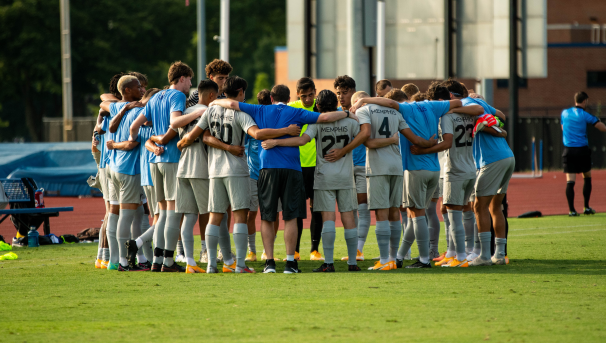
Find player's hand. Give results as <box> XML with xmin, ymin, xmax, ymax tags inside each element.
<box><xmin>469</xmin><ymin>92</ymin><xmax>485</xmax><ymax>100</ymax></box>
<box><xmin>128</xmin><ymin>135</ymin><xmax>136</xmax><ymax>142</ymax></box>
<box><xmin>261</xmin><ymin>139</ymin><xmax>278</xmax><ymax>150</ymax></box>
<box><xmin>349</xmin><ymin>99</ymin><xmax>365</xmax><ymax>113</ymax></box>
<box><xmin>228</xmin><ymin>145</ymin><xmax>245</xmax><ymax>157</ymax></box>
<box><xmin>389</xmin><ymin>132</ymin><xmax>399</xmax><ymax>144</ymax></box>
<box><xmin>177</xmin><ymin>139</ymin><xmax>187</xmax><ymax>151</ymax></box>
<box><xmin>427</xmin><ymin>134</ymin><xmax>438</xmax><ymax>146</ymax></box>
<box><xmin>153</xmin><ymin>146</ymin><xmax>164</xmax><ymax>156</ymax></box>
<box><xmin>324</xmin><ymin>148</ymin><xmax>345</xmax><ymax>162</ymax></box>
<box><xmin>99</xmin><ymin>108</ymin><xmax>110</xmax><ymax>117</ymax></box>
<box><xmin>348</xmin><ymin>112</ymin><xmax>359</xmax><ymax>122</ymax></box>
<box><xmin>92</xmin><ymin>136</ymin><xmax>99</xmax><ymax>147</ymax></box>
<box><xmin>285</xmin><ymin>124</ymin><xmax>301</xmax><ymax>136</ymax></box>
<box><xmin>106</xmin><ymin>140</ymin><xmax>115</xmax><ymax>150</ymax></box>
<box><xmin>410</xmin><ymin>145</ymin><xmax>423</xmax><ymax>155</ymax></box>
<box><xmin>125</xmin><ymin>101</ymin><xmax>144</xmax><ymax>111</ymax></box>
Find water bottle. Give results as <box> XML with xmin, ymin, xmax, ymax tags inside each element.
<box><xmin>28</xmin><ymin>226</ymin><xmax>40</xmax><ymax>248</ymax></box>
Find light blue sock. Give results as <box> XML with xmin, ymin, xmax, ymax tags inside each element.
<box><xmin>463</xmin><ymin>211</ymin><xmax>475</xmax><ymax>253</ymax></box>
<box><xmin>321</xmin><ymin>221</ymin><xmax>336</xmax><ymax>264</ymax></box>
<box><xmin>375</xmin><ymin>221</ymin><xmax>391</xmax><ymax>264</ymax></box>
<box><xmin>180</xmin><ymin>213</ymin><xmax>198</xmax><ymax>266</ymax></box>
<box><xmin>479</xmin><ymin>232</ymin><xmax>492</xmax><ymax>260</ymax></box>
<box><xmin>205</xmin><ymin>224</ymin><xmax>220</xmax><ymax>269</ymax></box>
<box><xmin>219</xmin><ymin>214</ymin><xmax>233</xmax><ymax>263</ymax></box>
<box><xmin>107</xmin><ymin>213</ymin><xmax>119</xmax><ymax>265</ymax></box>
<box><xmin>357</xmin><ymin>204</ymin><xmax>371</xmax><ymax>253</ymax></box>
<box><xmin>398</xmin><ymin>217</ymin><xmax>415</xmax><ymax>259</ymax></box>
<box><xmin>413</xmin><ymin>217</ymin><xmax>430</xmax><ymax>264</ymax></box>
<box><xmin>447</xmin><ymin>210</ymin><xmax>466</xmax><ymax>261</ymax></box>
<box><xmin>233</xmin><ymin>223</ymin><xmax>248</xmax><ymax>268</ymax></box>
<box><xmin>389</xmin><ymin>220</ymin><xmax>401</xmax><ymax>261</ymax></box>
<box><xmin>495</xmin><ymin>238</ymin><xmax>507</xmax><ymax>259</ymax></box>
<box><xmin>443</xmin><ymin>213</ymin><xmax>451</xmax><ymax>251</ymax></box>
<box><xmin>427</xmin><ymin>202</ymin><xmax>440</xmax><ymax>252</ymax></box>
<box><xmin>153</xmin><ymin>210</ymin><xmax>167</xmax><ymax>265</ymax></box>
<box><xmin>344</xmin><ymin>227</ymin><xmax>358</xmax><ymax>265</ymax></box>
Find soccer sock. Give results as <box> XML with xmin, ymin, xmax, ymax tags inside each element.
<box><xmin>310</xmin><ymin>211</ymin><xmax>323</xmax><ymax>252</ymax></box>
<box><xmin>443</xmin><ymin>213</ymin><xmax>451</xmax><ymax>251</ymax></box>
<box><xmin>296</xmin><ymin>218</ymin><xmax>303</xmax><ymax>253</ymax></box>
<box><xmin>397</xmin><ymin>215</ymin><xmax>410</xmax><ymax>259</ymax></box>
<box><xmin>357</xmin><ymin>203</ymin><xmax>371</xmax><ymax>253</ymax></box>
<box><xmin>478</xmin><ymin>231</ymin><xmax>492</xmax><ymax>260</ymax></box>
<box><xmin>97</xmin><ymin>214</ymin><xmax>107</xmax><ymax>260</ymax></box>
<box><xmin>398</xmin><ymin>217</ymin><xmax>415</xmax><ymax>259</ymax></box>
<box><xmin>566</xmin><ymin>181</ymin><xmax>576</xmax><ymax>212</ymax></box>
<box><xmin>447</xmin><ymin>210</ymin><xmax>467</xmax><ymax>261</ymax></box>
<box><xmin>389</xmin><ymin>221</ymin><xmax>401</xmax><ymax>261</ymax></box>
<box><xmin>130</xmin><ymin>206</ymin><xmax>143</xmax><ymax>239</ymax></box>
<box><xmin>102</xmin><ymin>248</ymin><xmax>109</xmax><ymax>262</ymax></box>
<box><xmin>153</xmin><ymin>210</ymin><xmax>167</xmax><ymax>265</ymax></box>
<box><xmin>495</xmin><ymin>237</ymin><xmax>507</xmax><ymax>259</ymax></box>
<box><xmin>248</xmin><ymin>233</ymin><xmax>256</xmax><ymax>253</ymax></box>
<box><xmin>219</xmin><ymin>217</ymin><xmax>234</xmax><ymax>265</ymax></box>
<box><xmin>344</xmin><ymin>227</ymin><xmax>358</xmax><ymax>265</ymax></box>
<box><xmin>176</xmin><ymin>240</ymin><xmax>184</xmax><ymax>256</ymax></box>
<box><xmin>200</xmin><ymin>240</ymin><xmax>207</xmax><ymax>253</ymax></box>
<box><xmin>473</xmin><ymin>221</ymin><xmax>481</xmax><ymax>255</ymax></box>
<box><xmin>427</xmin><ymin>202</ymin><xmax>440</xmax><ymax>253</ymax></box>
<box><xmin>137</xmin><ymin>224</ymin><xmax>155</xmax><ymax>247</ymax></box>
<box><xmin>413</xmin><ymin>216</ymin><xmax>430</xmax><ymax>264</ymax></box>
<box><xmin>180</xmin><ymin>213</ymin><xmax>197</xmax><ymax>266</ymax></box>
<box><xmin>205</xmin><ymin>224</ymin><xmax>220</xmax><ymax>269</ymax></box>
<box><xmin>583</xmin><ymin>177</ymin><xmax>592</xmax><ymax>208</ymax></box>
<box><xmin>286</xmin><ymin>254</ymin><xmax>295</xmax><ymax>262</ymax></box>
<box><xmin>163</xmin><ymin>210</ymin><xmax>181</xmax><ymax>266</ymax></box>
<box><xmin>107</xmin><ymin>213</ymin><xmax>119</xmax><ymax>265</ymax></box>
<box><xmin>375</xmin><ymin>221</ymin><xmax>391</xmax><ymax>264</ymax></box>
<box><xmin>463</xmin><ymin>211</ymin><xmax>475</xmax><ymax>253</ymax></box>
<box><xmin>233</xmin><ymin>223</ymin><xmax>248</xmax><ymax>269</ymax></box>
<box><xmin>321</xmin><ymin>221</ymin><xmax>336</xmax><ymax>264</ymax></box>
<box><xmin>117</xmin><ymin>209</ymin><xmax>136</xmax><ymax>267</ymax></box>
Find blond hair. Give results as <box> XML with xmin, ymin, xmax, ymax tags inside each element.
<box><xmin>117</xmin><ymin>75</ymin><xmax>139</xmax><ymax>96</ymax></box>
<box><xmin>351</xmin><ymin>91</ymin><xmax>370</xmax><ymax>104</ymax></box>
<box><xmin>401</xmin><ymin>83</ymin><xmax>420</xmax><ymax>100</ymax></box>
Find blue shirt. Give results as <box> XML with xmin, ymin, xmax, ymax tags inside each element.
<box><xmin>139</xmin><ymin>125</ymin><xmax>154</xmax><ymax>186</ymax></box>
<box><xmin>399</xmin><ymin>134</ymin><xmax>409</xmax><ymax>170</ymax></box>
<box><xmin>109</xmin><ymin>103</ymin><xmax>141</xmax><ymax>175</ymax></box>
<box><xmin>463</xmin><ymin>97</ymin><xmax>514</xmax><ymax>168</ymax></box>
<box><xmin>144</xmin><ymin>89</ymin><xmax>186</xmax><ymax>163</ymax></box>
<box><xmin>561</xmin><ymin>106</ymin><xmax>599</xmax><ymax>147</ymax></box>
<box><xmin>239</xmin><ymin>103</ymin><xmax>320</xmax><ymax>171</ymax></box>
<box><xmin>398</xmin><ymin>101</ymin><xmax>451</xmax><ymax>171</ymax></box>
<box><xmin>99</xmin><ymin>117</ymin><xmax>110</xmax><ymax>169</ymax></box>
<box><xmin>244</xmin><ymin>135</ymin><xmax>261</xmax><ymax>180</ymax></box>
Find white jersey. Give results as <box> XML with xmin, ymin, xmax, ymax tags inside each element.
<box><xmin>177</xmin><ymin>104</ymin><xmax>209</xmax><ymax>179</ymax></box>
<box><xmin>440</xmin><ymin>112</ymin><xmax>476</xmax><ymax>181</ymax></box>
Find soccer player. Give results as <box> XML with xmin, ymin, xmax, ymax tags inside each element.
<box><xmin>350</xmin><ymin>91</ymin><xmax>438</xmax><ymax>270</ymax></box>
<box><xmin>561</xmin><ymin>91</ymin><xmax>606</xmax><ymax>216</ymax></box>
<box><xmin>262</xmin><ymin>90</ymin><xmax>370</xmax><ymax>272</ymax></box>
<box><xmin>384</xmin><ymin>89</ymin><xmax>407</xmax><ymax>102</ymax></box>
<box><xmin>129</xmin><ymin>61</ymin><xmax>201</xmax><ymax>272</ymax></box>
<box><xmin>334</xmin><ymin>76</ymin><xmax>369</xmax><ymax>262</ymax></box>
<box><xmin>187</xmin><ymin>59</ymin><xmax>232</xmax><ymax>107</ymax></box>
<box><xmin>212</xmin><ymin>84</ymin><xmax>355</xmax><ymax>273</ymax></box>
<box><xmin>350</xmin><ymin>92</ymin><xmax>483</xmax><ymax>268</ymax></box>
<box><xmin>287</xmin><ymin>77</ymin><xmax>323</xmax><ymax>261</ymax></box>
<box><xmin>375</xmin><ymin>79</ymin><xmax>393</xmax><ymax>97</ymax></box>
<box><xmin>401</xmin><ymin>83</ymin><xmax>419</xmax><ymax>100</ymax></box>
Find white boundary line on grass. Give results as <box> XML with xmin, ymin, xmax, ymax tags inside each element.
<box><xmin>510</xmin><ymin>224</ymin><xmax>604</xmax><ymax>232</ymax></box>
<box><xmin>509</xmin><ymin>228</ymin><xmax>606</xmax><ymax>237</ymax></box>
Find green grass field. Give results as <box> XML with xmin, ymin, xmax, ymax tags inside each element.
<box><xmin>1</xmin><ymin>214</ymin><xmax>605</xmax><ymax>342</ymax></box>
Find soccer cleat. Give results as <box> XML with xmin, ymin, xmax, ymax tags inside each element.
<box><xmin>161</xmin><ymin>263</ymin><xmax>186</xmax><ymax>272</ymax></box>
<box><xmin>435</xmin><ymin>256</ymin><xmax>454</xmax><ymax>266</ymax></box>
<box><xmin>505</xmin><ymin>255</ymin><xmax>509</xmax><ymax>265</ymax></box>
<box><xmin>245</xmin><ymin>251</ymin><xmax>257</xmax><ymax>262</ymax></box>
<box><xmin>222</xmin><ymin>261</ymin><xmax>237</xmax><ymax>273</ymax></box>
<box><xmin>186</xmin><ymin>264</ymin><xmax>206</xmax><ymax>273</ymax></box>
<box><xmin>584</xmin><ymin>207</ymin><xmax>596</xmax><ymax>215</ymax></box>
<box><xmin>261</xmin><ymin>250</ymin><xmax>269</xmax><ymax>261</ymax></box>
<box><xmin>95</xmin><ymin>259</ymin><xmax>104</xmax><ymax>269</ymax></box>
<box><xmin>100</xmin><ymin>260</ymin><xmax>109</xmax><ymax>269</ymax></box>
<box><xmin>341</xmin><ymin>249</ymin><xmax>364</xmax><ymax>261</ymax></box>
<box><xmin>263</xmin><ymin>259</ymin><xmax>276</xmax><ymax>273</ymax></box>
<box><xmin>313</xmin><ymin>263</ymin><xmax>335</xmax><ymax>273</ymax></box>
<box><xmin>310</xmin><ymin>250</ymin><xmax>325</xmax><ymax>261</ymax></box>
<box><xmin>432</xmin><ymin>252</ymin><xmax>446</xmax><ymax>262</ymax></box>
<box><xmin>175</xmin><ymin>254</ymin><xmax>187</xmax><ymax>263</ymax></box>
<box><xmin>468</xmin><ymin>257</ymin><xmax>493</xmax><ymax>267</ymax></box>
<box><xmin>151</xmin><ymin>263</ymin><xmax>162</xmax><ymax>272</ymax></box>
<box><xmin>284</xmin><ymin>260</ymin><xmax>302</xmax><ymax>274</ymax></box>
<box><xmin>137</xmin><ymin>261</ymin><xmax>152</xmax><ymax>271</ymax></box>
<box><xmin>466</xmin><ymin>252</ymin><xmax>479</xmax><ymax>261</ymax></box>
<box><xmin>199</xmin><ymin>250</ymin><xmax>208</xmax><ymax>263</ymax></box>
<box><xmin>11</xmin><ymin>236</ymin><xmax>27</xmax><ymax>247</ymax></box>
<box><xmin>569</xmin><ymin>211</ymin><xmax>580</xmax><ymax>217</ymax></box>
<box><xmin>125</xmin><ymin>240</ymin><xmax>139</xmax><ymax>267</ymax></box>
<box><xmin>107</xmin><ymin>262</ymin><xmax>119</xmax><ymax>271</ymax></box>
<box><xmin>429</xmin><ymin>250</ymin><xmax>440</xmax><ymax>260</ymax></box>
<box><xmin>491</xmin><ymin>255</ymin><xmax>507</xmax><ymax>265</ymax></box>
<box><xmin>282</xmin><ymin>251</ymin><xmax>301</xmax><ymax>261</ymax></box>
<box><xmin>235</xmin><ymin>266</ymin><xmax>256</xmax><ymax>273</ymax></box>
<box><xmin>448</xmin><ymin>258</ymin><xmax>469</xmax><ymax>267</ymax></box>
<box><xmin>119</xmin><ymin>264</ymin><xmax>146</xmax><ymax>271</ymax></box>
<box><xmin>217</xmin><ymin>249</ymin><xmax>223</xmax><ymax>261</ymax></box>
<box><xmin>396</xmin><ymin>259</ymin><xmax>403</xmax><ymax>268</ymax></box>
<box><xmin>348</xmin><ymin>264</ymin><xmax>362</xmax><ymax>272</ymax></box>
<box><xmin>405</xmin><ymin>261</ymin><xmax>431</xmax><ymax>268</ymax></box>
<box><xmin>403</xmin><ymin>249</ymin><xmax>412</xmax><ymax>260</ymax></box>
<box><xmin>368</xmin><ymin>261</ymin><xmax>397</xmax><ymax>271</ymax></box>
<box><xmin>206</xmin><ymin>265</ymin><xmax>219</xmax><ymax>274</ymax></box>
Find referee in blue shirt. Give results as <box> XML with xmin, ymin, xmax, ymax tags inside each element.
<box><xmin>561</xmin><ymin>91</ymin><xmax>606</xmax><ymax>216</ymax></box>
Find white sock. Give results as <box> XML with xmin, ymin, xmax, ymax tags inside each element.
<box><xmin>286</xmin><ymin>254</ymin><xmax>294</xmax><ymax>262</ymax></box>
<box><xmin>224</xmin><ymin>257</ymin><xmax>234</xmax><ymax>266</ymax></box>
<box><xmin>119</xmin><ymin>257</ymin><xmax>128</xmax><ymax>267</ymax></box>
<box><xmin>137</xmin><ymin>254</ymin><xmax>147</xmax><ymax>263</ymax></box>
<box><xmin>135</xmin><ymin>237</ymin><xmax>143</xmax><ymax>249</ymax></box>
<box><xmin>187</xmin><ymin>257</ymin><xmax>196</xmax><ymax>266</ymax></box>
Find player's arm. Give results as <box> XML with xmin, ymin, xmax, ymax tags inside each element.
<box><xmin>177</xmin><ymin>126</ymin><xmax>203</xmax><ymax>151</ymax></box>
<box><xmin>210</xmin><ymin>99</ymin><xmax>240</xmax><ymax>111</ymax></box>
<box><xmin>247</xmin><ymin>124</ymin><xmax>301</xmax><ymax>140</ymax></box>
<box><xmin>108</xmin><ymin>101</ymin><xmax>144</xmax><ymax>133</ymax></box>
<box><xmin>106</xmin><ymin>140</ymin><xmax>139</xmax><ymax>151</ymax></box>
<box><xmin>145</xmin><ymin>139</ymin><xmax>165</xmax><ymax>156</ymax></box>
<box><xmin>401</xmin><ymin>128</ymin><xmax>437</xmax><ymax>148</ymax></box>
<box><xmin>261</xmin><ymin>134</ymin><xmax>311</xmax><ymax>150</ymax></box>
<box><xmin>100</xmin><ymin>93</ymin><xmax>120</xmax><ymax>102</ymax></box>
<box><xmin>150</xmin><ymin>127</ymin><xmax>178</xmax><ymax>145</ymax></box>
<box><xmin>364</xmin><ymin>132</ymin><xmax>400</xmax><ymax>149</ymax></box>
<box><xmin>594</xmin><ymin>121</ymin><xmax>606</xmax><ymax>132</ymax></box>
<box><xmin>494</xmin><ymin>109</ymin><xmax>506</xmax><ymax>120</ymax></box>
<box><xmin>129</xmin><ymin>113</ymin><xmax>148</xmax><ymax>141</ymax></box>
<box><xmin>325</xmin><ymin>124</ymin><xmax>371</xmax><ymax>162</ymax></box>
<box><xmin>94</xmin><ymin>109</ymin><xmax>109</xmax><ymax>134</ymax></box>
<box><xmin>483</xmin><ymin>126</ymin><xmax>507</xmax><ymax>138</ymax></box>
<box><xmin>170</xmin><ymin>108</ymin><xmax>206</xmax><ymax>129</ymax></box>
<box><xmin>316</xmin><ymin>111</ymin><xmax>352</xmax><ymax>123</ymax></box>
<box><xmin>350</xmin><ymin>97</ymin><xmax>399</xmax><ymax>112</ymax></box>
<box><xmin>450</xmin><ymin>103</ymin><xmax>484</xmax><ymax>116</ymax></box>
<box><xmin>410</xmin><ymin>134</ymin><xmax>452</xmax><ymax>155</ymax></box>
<box><xmin>202</xmin><ymin>130</ymin><xmax>244</xmax><ymax>157</ymax></box>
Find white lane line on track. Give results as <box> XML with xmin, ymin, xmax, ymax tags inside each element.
<box><xmin>509</xmin><ymin>228</ymin><xmax>606</xmax><ymax>237</ymax></box>
<box><xmin>510</xmin><ymin>224</ymin><xmax>604</xmax><ymax>232</ymax></box>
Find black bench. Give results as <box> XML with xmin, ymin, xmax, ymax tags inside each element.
<box><xmin>0</xmin><ymin>178</ymin><xmax>73</xmax><ymax>236</ymax></box>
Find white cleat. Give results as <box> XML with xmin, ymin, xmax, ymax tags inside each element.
<box><xmin>468</xmin><ymin>256</ymin><xmax>493</xmax><ymax>267</ymax></box>
<box><xmin>466</xmin><ymin>252</ymin><xmax>479</xmax><ymax>262</ymax></box>
<box><xmin>491</xmin><ymin>255</ymin><xmax>507</xmax><ymax>265</ymax></box>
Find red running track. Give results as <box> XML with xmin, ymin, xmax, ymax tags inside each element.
<box><xmin>1</xmin><ymin>170</ymin><xmax>604</xmax><ymax>238</ymax></box>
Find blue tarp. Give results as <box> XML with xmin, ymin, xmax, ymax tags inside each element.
<box><xmin>0</xmin><ymin>143</ymin><xmax>97</xmax><ymax>196</ymax></box>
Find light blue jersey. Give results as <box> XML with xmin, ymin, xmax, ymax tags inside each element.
<box><xmin>139</xmin><ymin>125</ymin><xmax>154</xmax><ymax>186</ymax></box>
<box><xmin>99</xmin><ymin>117</ymin><xmax>110</xmax><ymax>169</ymax></box>
<box><xmin>561</xmin><ymin>107</ymin><xmax>599</xmax><ymax>148</ymax></box>
<box><xmin>398</xmin><ymin>101</ymin><xmax>450</xmax><ymax>171</ymax></box>
<box><xmin>144</xmin><ymin>89</ymin><xmax>186</xmax><ymax>163</ymax></box>
<box><xmin>244</xmin><ymin>134</ymin><xmax>260</xmax><ymax>180</ymax></box>
<box><xmin>463</xmin><ymin>97</ymin><xmax>514</xmax><ymax>168</ymax></box>
<box><xmin>109</xmin><ymin>103</ymin><xmax>141</xmax><ymax>175</ymax></box>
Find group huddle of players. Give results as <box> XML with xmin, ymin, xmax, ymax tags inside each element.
<box><xmin>91</xmin><ymin>58</ymin><xmax>514</xmax><ymax>274</ymax></box>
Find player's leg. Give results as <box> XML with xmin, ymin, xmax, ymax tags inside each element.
<box><xmin>150</xmin><ymin>164</ymin><xmax>167</xmax><ymax>269</ymax></box>
<box><xmin>223</xmin><ymin>176</ymin><xmax>253</xmax><ymax>273</ymax></box>
<box><xmin>443</xmin><ymin>179</ymin><xmax>473</xmax><ymax>267</ymax></box>
<box><xmin>366</xmin><ymin>176</ymin><xmax>395</xmax><ymax>270</ymax></box>
<box><xmin>178</xmin><ymin>178</ymin><xmax>206</xmax><ymax>273</ymax></box>
<box><xmin>427</xmin><ymin>179</ymin><xmax>442</xmax><ymax>259</ymax></box>
<box><xmin>158</xmin><ymin>163</ymin><xmax>182</xmax><ymax>271</ymax></box>
<box><xmin>106</xmin><ymin>170</ymin><xmax>121</xmax><ymax>270</ymax></box>
<box><xmin>463</xmin><ymin>200</ymin><xmax>475</xmax><ymax>254</ymax></box>
<box><xmin>355</xmin><ymin>166</ymin><xmax>370</xmax><ymax>258</ymax></box>
<box><xmin>582</xmin><ymin>170</ymin><xmax>595</xmax><ymax>214</ymax></box>
<box><xmin>246</xmin><ymin>178</ymin><xmax>259</xmax><ymax>262</ymax></box>
<box><xmin>490</xmin><ymin>157</ymin><xmax>515</xmax><ymax>265</ymax></box>
<box><xmin>398</xmin><ymin>171</ymin><xmax>417</xmax><ymax>266</ymax></box>
<box><xmin>565</xmin><ymin>172</ymin><xmax>577</xmax><ymax>215</ymax></box>
<box><xmin>127</xmin><ymin>186</ymin><xmax>156</xmax><ymax>267</ymax></box>
<box><xmin>116</xmin><ymin>173</ymin><xmax>144</xmax><ymax>271</ymax></box>
<box><xmin>340</xmin><ymin>190</ymin><xmax>360</xmax><ymax>271</ymax></box>
<box><xmin>388</xmin><ymin>175</ymin><xmax>404</xmax><ymax>263</ymax></box>
<box><xmin>257</xmin><ymin>169</ymin><xmax>282</xmax><ymax>272</ymax></box>
<box><xmin>406</xmin><ymin>170</ymin><xmax>439</xmax><ymax>268</ymax></box>
<box><xmin>302</xmin><ymin>167</ymin><xmax>324</xmax><ymax>261</ymax></box>
<box><xmin>206</xmin><ymin>177</ymin><xmax>231</xmax><ymax>273</ymax></box>
<box><xmin>312</xmin><ymin>190</ymin><xmax>336</xmax><ymax>272</ymax></box>
<box><xmin>281</xmin><ymin>170</ymin><xmax>307</xmax><ymax>274</ymax></box>
<box><xmin>437</xmin><ymin>199</ymin><xmax>449</xmax><ymax>262</ymax></box>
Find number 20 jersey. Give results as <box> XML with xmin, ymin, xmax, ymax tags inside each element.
<box><xmin>304</xmin><ymin>118</ymin><xmax>360</xmax><ymax>190</ymax></box>
<box><xmin>440</xmin><ymin>112</ymin><xmax>476</xmax><ymax>181</ymax></box>
<box><xmin>357</xmin><ymin>104</ymin><xmax>409</xmax><ymax>176</ymax></box>
<box><xmin>197</xmin><ymin>105</ymin><xmax>256</xmax><ymax>178</ymax></box>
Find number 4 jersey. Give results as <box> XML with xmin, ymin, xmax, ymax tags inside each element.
<box><xmin>440</xmin><ymin>112</ymin><xmax>476</xmax><ymax>181</ymax></box>
<box><xmin>304</xmin><ymin>118</ymin><xmax>360</xmax><ymax>190</ymax></box>
<box><xmin>197</xmin><ymin>105</ymin><xmax>256</xmax><ymax>178</ymax></box>
<box><xmin>357</xmin><ymin>104</ymin><xmax>409</xmax><ymax>176</ymax></box>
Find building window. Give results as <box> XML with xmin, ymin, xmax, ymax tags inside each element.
<box><xmin>587</xmin><ymin>71</ymin><xmax>606</xmax><ymax>88</ymax></box>
<box><xmin>496</xmin><ymin>78</ymin><xmax>527</xmax><ymax>89</ymax></box>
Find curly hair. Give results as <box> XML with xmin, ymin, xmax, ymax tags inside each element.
<box><xmin>205</xmin><ymin>59</ymin><xmax>233</xmax><ymax>78</ymax></box>
<box><xmin>109</xmin><ymin>72</ymin><xmax>125</xmax><ymax>99</ymax></box>
<box><xmin>168</xmin><ymin>61</ymin><xmax>194</xmax><ymax>85</ymax></box>
<box><xmin>384</xmin><ymin>89</ymin><xmax>407</xmax><ymax>102</ymax></box>
<box><xmin>333</xmin><ymin>75</ymin><xmax>356</xmax><ymax>91</ymax></box>
<box><xmin>427</xmin><ymin>81</ymin><xmax>450</xmax><ymax>100</ymax></box>
<box><xmin>410</xmin><ymin>92</ymin><xmax>428</xmax><ymax>102</ymax></box>
<box><xmin>316</xmin><ymin>90</ymin><xmax>339</xmax><ymax>113</ymax></box>
<box><xmin>441</xmin><ymin>79</ymin><xmax>468</xmax><ymax>98</ymax></box>
<box><xmin>257</xmin><ymin>89</ymin><xmax>271</xmax><ymax>105</ymax></box>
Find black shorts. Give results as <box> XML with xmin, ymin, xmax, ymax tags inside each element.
<box><xmin>562</xmin><ymin>146</ymin><xmax>592</xmax><ymax>174</ymax></box>
<box><xmin>302</xmin><ymin>166</ymin><xmax>315</xmax><ymax>200</ymax></box>
<box><xmin>258</xmin><ymin>168</ymin><xmax>307</xmax><ymax>222</ymax></box>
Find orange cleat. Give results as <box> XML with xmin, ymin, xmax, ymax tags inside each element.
<box><xmin>186</xmin><ymin>264</ymin><xmax>206</xmax><ymax>273</ymax></box>
<box><xmin>432</xmin><ymin>252</ymin><xmax>446</xmax><ymax>262</ymax></box>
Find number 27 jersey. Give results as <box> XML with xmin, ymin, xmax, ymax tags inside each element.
<box><xmin>357</xmin><ymin>104</ymin><xmax>409</xmax><ymax>176</ymax></box>
<box><xmin>440</xmin><ymin>112</ymin><xmax>476</xmax><ymax>181</ymax></box>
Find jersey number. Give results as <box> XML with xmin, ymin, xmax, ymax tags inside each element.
<box><xmin>210</xmin><ymin>121</ymin><xmax>233</xmax><ymax>145</ymax></box>
<box><xmin>454</xmin><ymin>124</ymin><xmax>474</xmax><ymax>147</ymax></box>
<box><xmin>322</xmin><ymin>135</ymin><xmax>349</xmax><ymax>157</ymax></box>
<box><xmin>378</xmin><ymin>117</ymin><xmax>392</xmax><ymax>137</ymax></box>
